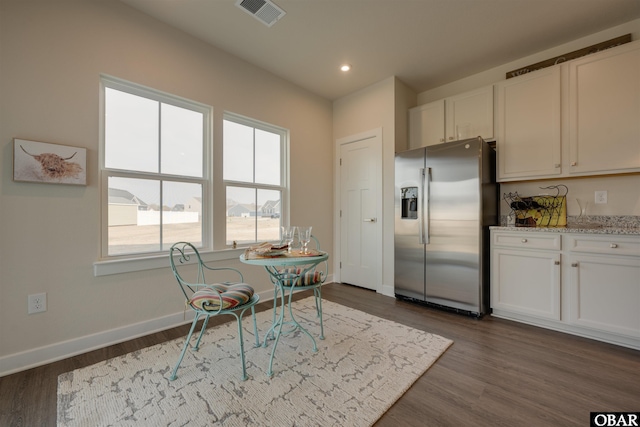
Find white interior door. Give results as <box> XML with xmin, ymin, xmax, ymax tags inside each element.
<box><xmin>339</xmin><ymin>131</ymin><xmax>382</xmax><ymax>291</ymax></box>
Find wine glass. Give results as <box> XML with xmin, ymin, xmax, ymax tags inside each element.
<box><xmin>298</xmin><ymin>226</ymin><xmax>312</xmax><ymax>254</ymax></box>
<box><xmin>282</xmin><ymin>226</ymin><xmax>295</xmax><ymax>252</ymax></box>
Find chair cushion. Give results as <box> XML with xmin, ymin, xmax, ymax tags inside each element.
<box><xmin>279</xmin><ymin>268</ymin><xmax>323</xmax><ymax>287</ymax></box>
<box><xmin>189</xmin><ymin>283</ymin><xmax>254</xmax><ymax>311</ymax></box>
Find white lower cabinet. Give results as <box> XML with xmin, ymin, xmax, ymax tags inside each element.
<box><xmin>491</xmin><ymin>234</ymin><xmax>561</xmax><ymax>320</ymax></box>
<box><xmin>491</xmin><ymin>230</ymin><xmax>640</xmax><ymax>349</ymax></box>
<box><xmin>567</xmin><ymin>253</ymin><xmax>640</xmax><ymax>338</ymax></box>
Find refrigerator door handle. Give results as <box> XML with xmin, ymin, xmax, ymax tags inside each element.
<box><xmin>418</xmin><ymin>168</ymin><xmax>424</xmax><ymax>244</ymax></box>
<box><xmin>418</xmin><ymin>167</ymin><xmax>430</xmax><ymax>245</ymax></box>
<box><xmin>424</xmin><ymin>167</ymin><xmax>430</xmax><ymax>244</ymax></box>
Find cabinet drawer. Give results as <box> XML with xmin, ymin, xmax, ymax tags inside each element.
<box><xmin>565</xmin><ymin>235</ymin><xmax>640</xmax><ymax>257</ymax></box>
<box><xmin>492</xmin><ymin>232</ymin><xmax>561</xmax><ymax>250</ymax></box>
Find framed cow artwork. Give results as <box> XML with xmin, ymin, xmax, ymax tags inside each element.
<box><xmin>13</xmin><ymin>138</ymin><xmax>87</xmax><ymax>186</ymax></box>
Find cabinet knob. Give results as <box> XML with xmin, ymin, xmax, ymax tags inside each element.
<box><xmin>610</xmin><ymin>243</ymin><xmax>618</xmax><ymax>248</ymax></box>
<box><xmin>554</xmin><ymin>164</ymin><xmax>561</xmax><ymax>168</ymax></box>
<box><xmin>571</xmin><ymin>162</ymin><xmax>577</xmax><ymax>166</ymax></box>
<box><xmin>440</xmin><ymin>138</ymin><xmax>445</xmax><ymax>142</ymax></box>
<box><xmin>521</xmin><ymin>238</ymin><xmax>528</xmax><ymax>243</ymax></box>
<box><xmin>448</xmin><ymin>136</ymin><xmax>454</xmax><ymax>140</ymax></box>
<box><xmin>571</xmin><ymin>262</ymin><xmax>579</xmax><ymax>267</ymax></box>
<box><xmin>554</xmin><ymin>260</ymin><xmax>560</xmax><ymax>265</ymax></box>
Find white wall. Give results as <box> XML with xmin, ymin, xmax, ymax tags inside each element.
<box><xmin>394</xmin><ymin>79</ymin><xmax>417</xmax><ymax>153</ymax></box>
<box><xmin>332</xmin><ymin>77</ymin><xmax>414</xmax><ymax>297</ymax></box>
<box><xmin>333</xmin><ymin>78</ymin><xmax>394</xmax><ymax>293</ymax></box>
<box><xmin>417</xmin><ymin>19</ymin><xmax>640</xmax><ymax>104</ymax></box>
<box><xmin>0</xmin><ymin>0</ymin><xmax>333</xmax><ymax>375</ymax></box>
<box><xmin>2</xmin><ymin>2</ymin><xmax>638</xmax><ymax>376</ymax></box>
<box><xmin>417</xmin><ymin>19</ymin><xmax>640</xmax><ymax>218</ymax></box>
<box><xmin>501</xmin><ymin>176</ymin><xmax>640</xmax><ymax>217</ymax></box>
<box><xmin>330</xmin><ymin>19</ymin><xmax>640</xmax><ymax>306</ymax></box>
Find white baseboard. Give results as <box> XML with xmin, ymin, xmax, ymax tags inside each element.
<box><xmin>0</xmin><ymin>278</ymin><xmax>334</xmax><ymax>377</ymax></box>
<box><xmin>381</xmin><ymin>283</ymin><xmax>395</xmax><ymax>297</ymax></box>
<box><xmin>0</xmin><ymin>310</ymin><xmax>193</xmax><ymax>377</ymax></box>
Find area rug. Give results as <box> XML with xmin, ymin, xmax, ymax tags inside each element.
<box><xmin>57</xmin><ymin>297</ymin><xmax>453</xmax><ymax>426</ymax></box>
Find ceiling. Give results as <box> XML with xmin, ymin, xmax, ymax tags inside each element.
<box><xmin>119</xmin><ymin>0</ymin><xmax>640</xmax><ymax>100</ymax></box>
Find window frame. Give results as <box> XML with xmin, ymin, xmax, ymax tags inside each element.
<box><xmin>97</xmin><ymin>74</ymin><xmax>213</xmax><ymax>264</ymax></box>
<box><xmin>223</xmin><ymin>111</ymin><xmax>290</xmax><ymax>247</ymax></box>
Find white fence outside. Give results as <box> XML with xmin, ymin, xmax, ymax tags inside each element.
<box><xmin>137</xmin><ymin>210</ymin><xmax>199</xmax><ymax>225</ymax></box>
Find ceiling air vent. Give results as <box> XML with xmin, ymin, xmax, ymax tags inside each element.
<box><xmin>236</xmin><ymin>0</ymin><xmax>286</xmax><ymax>27</ymax></box>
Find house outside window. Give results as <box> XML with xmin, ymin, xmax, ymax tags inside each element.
<box><xmin>223</xmin><ymin>112</ymin><xmax>288</xmax><ymax>246</ymax></box>
<box><xmin>100</xmin><ymin>75</ymin><xmax>211</xmax><ymax>258</ymax></box>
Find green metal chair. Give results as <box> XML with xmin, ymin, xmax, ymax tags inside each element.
<box><xmin>169</xmin><ymin>241</ymin><xmax>260</xmax><ymax>381</ymax></box>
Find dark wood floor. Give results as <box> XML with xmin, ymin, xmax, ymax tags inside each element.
<box><xmin>2</xmin><ymin>282</ymin><xmax>639</xmax><ymax>426</ymax></box>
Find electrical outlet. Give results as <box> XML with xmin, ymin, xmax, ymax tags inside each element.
<box><xmin>28</xmin><ymin>293</ymin><xmax>47</xmax><ymax>314</ymax></box>
<box><xmin>595</xmin><ymin>190</ymin><xmax>608</xmax><ymax>204</ymax></box>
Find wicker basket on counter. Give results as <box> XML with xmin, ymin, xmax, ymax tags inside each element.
<box><xmin>503</xmin><ymin>185</ymin><xmax>568</xmax><ymax>227</ymax></box>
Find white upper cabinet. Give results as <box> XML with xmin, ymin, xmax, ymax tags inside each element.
<box><xmin>408</xmin><ymin>99</ymin><xmax>445</xmax><ymax>148</ymax></box>
<box><xmin>409</xmin><ymin>85</ymin><xmax>494</xmax><ymax>149</ymax></box>
<box><xmin>567</xmin><ymin>41</ymin><xmax>640</xmax><ymax>176</ymax></box>
<box><xmin>496</xmin><ymin>67</ymin><xmax>562</xmax><ymax>181</ymax></box>
<box><xmin>445</xmin><ymin>86</ymin><xmax>494</xmax><ymax>142</ymax></box>
<box><xmin>496</xmin><ymin>40</ymin><xmax>640</xmax><ymax>182</ymax></box>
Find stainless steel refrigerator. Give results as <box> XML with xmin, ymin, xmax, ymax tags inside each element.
<box><xmin>394</xmin><ymin>137</ymin><xmax>497</xmax><ymax>317</ymax></box>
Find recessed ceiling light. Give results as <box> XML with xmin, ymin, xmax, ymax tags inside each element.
<box><xmin>340</xmin><ymin>64</ymin><xmax>351</xmax><ymax>72</ymax></box>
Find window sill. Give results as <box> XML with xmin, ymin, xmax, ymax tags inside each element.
<box><xmin>93</xmin><ymin>248</ymin><xmax>247</xmax><ymax>276</ymax></box>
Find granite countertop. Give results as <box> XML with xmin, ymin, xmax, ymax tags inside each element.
<box><xmin>491</xmin><ymin>215</ymin><xmax>640</xmax><ymax>235</ymax></box>
<box><xmin>490</xmin><ymin>225</ymin><xmax>640</xmax><ymax>235</ymax></box>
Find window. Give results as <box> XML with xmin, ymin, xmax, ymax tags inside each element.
<box><xmin>223</xmin><ymin>113</ymin><xmax>288</xmax><ymax>246</ymax></box>
<box><xmin>100</xmin><ymin>76</ymin><xmax>211</xmax><ymax>258</ymax></box>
